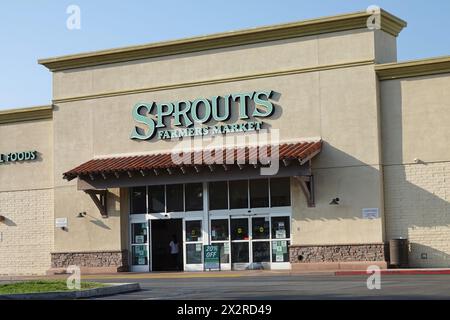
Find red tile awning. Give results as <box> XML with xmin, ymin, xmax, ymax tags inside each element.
<box><xmin>63</xmin><ymin>140</ymin><xmax>322</xmax><ymax>181</ymax></box>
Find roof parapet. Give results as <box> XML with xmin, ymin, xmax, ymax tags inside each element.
<box><xmin>0</xmin><ymin>105</ymin><xmax>53</xmax><ymax>125</ymax></box>
<box><xmin>376</xmin><ymin>56</ymin><xmax>450</xmax><ymax>80</ymax></box>
<box><xmin>39</xmin><ymin>9</ymin><xmax>406</xmax><ymax>72</ymax></box>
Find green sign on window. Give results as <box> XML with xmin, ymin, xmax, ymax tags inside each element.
<box><xmin>204</xmin><ymin>245</ymin><xmax>220</xmax><ymax>271</ymax></box>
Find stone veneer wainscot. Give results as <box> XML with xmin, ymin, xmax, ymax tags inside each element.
<box><xmin>289</xmin><ymin>244</ymin><xmax>389</xmax><ymax>263</ymax></box>
<box><xmin>51</xmin><ymin>250</ymin><xmax>129</xmax><ymax>272</ymax></box>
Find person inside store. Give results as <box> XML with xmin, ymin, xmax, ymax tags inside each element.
<box><xmin>169</xmin><ymin>234</ymin><xmax>180</xmax><ymax>271</ymax></box>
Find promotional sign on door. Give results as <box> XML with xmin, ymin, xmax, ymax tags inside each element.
<box><xmin>204</xmin><ymin>245</ymin><xmax>220</xmax><ymax>271</ymax></box>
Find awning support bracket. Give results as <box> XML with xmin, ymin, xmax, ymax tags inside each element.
<box><xmin>294</xmin><ymin>175</ymin><xmax>315</xmax><ymax>208</ymax></box>
<box><xmin>85</xmin><ymin>190</ymin><xmax>108</xmax><ymax>218</ymax></box>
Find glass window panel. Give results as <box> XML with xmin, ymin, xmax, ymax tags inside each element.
<box><xmin>272</xmin><ymin>240</ymin><xmax>290</xmax><ymax>262</ymax></box>
<box><xmin>252</xmin><ymin>241</ymin><xmax>270</xmax><ymax>263</ymax></box>
<box><xmin>209</xmin><ymin>181</ymin><xmax>228</xmax><ymax>210</ymax></box>
<box><xmin>231</xmin><ymin>242</ymin><xmax>249</xmax><ymax>263</ymax></box>
<box><xmin>270</xmin><ymin>178</ymin><xmax>291</xmax><ymax>207</ymax></box>
<box><xmin>130</xmin><ymin>186</ymin><xmax>146</xmax><ymax>214</ymax></box>
<box><xmin>250</xmin><ymin>179</ymin><xmax>269</xmax><ymax>208</ymax></box>
<box><xmin>132</xmin><ymin>245</ymin><xmax>148</xmax><ymax>265</ymax></box>
<box><xmin>215</xmin><ymin>242</ymin><xmax>230</xmax><ymax>263</ymax></box>
<box><xmin>186</xmin><ymin>243</ymin><xmax>202</xmax><ymax>264</ymax></box>
<box><xmin>166</xmin><ymin>184</ymin><xmax>184</xmax><ymax>212</ymax></box>
<box><xmin>131</xmin><ymin>223</ymin><xmax>148</xmax><ymax>244</ymax></box>
<box><xmin>185</xmin><ymin>183</ymin><xmax>203</xmax><ymax>211</ymax></box>
<box><xmin>186</xmin><ymin>220</ymin><xmax>202</xmax><ymax>242</ymax></box>
<box><xmin>148</xmin><ymin>185</ymin><xmax>165</xmax><ymax>213</ymax></box>
<box><xmin>229</xmin><ymin>180</ymin><xmax>249</xmax><ymax>209</ymax></box>
<box><xmin>231</xmin><ymin>218</ymin><xmax>249</xmax><ymax>240</ymax></box>
<box><xmin>271</xmin><ymin>216</ymin><xmax>290</xmax><ymax>239</ymax></box>
<box><xmin>252</xmin><ymin>217</ymin><xmax>270</xmax><ymax>239</ymax></box>
<box><xmin>211</xmin><ymin>219</ymin><xmax>229</xmax><ymax>241</ymax></box>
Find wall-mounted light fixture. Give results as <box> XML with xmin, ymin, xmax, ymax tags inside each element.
<box><xmin>0</xmin><ymin>215</ymin><xmax>5</xmax><ymax>223</ymax></box>
<box><xmin>329</xmin><ymin>198</ymin><xmax>340</xmax><ymax>205</ymax></box>
<box><xmin>77</xmin><ymin>212</ymin><xmax>86</xmax><ymax>218</ymax></box>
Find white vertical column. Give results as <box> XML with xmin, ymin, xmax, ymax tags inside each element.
<box><xmin>203</xmin><ymin>181</ymin><xmax>209</xmax><ymax>245</ymax></box>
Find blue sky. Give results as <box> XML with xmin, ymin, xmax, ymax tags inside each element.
<box><xmin>0</xmin><ymin>1</ymin><xmax>449</xmax><ymax>110</ymax></box>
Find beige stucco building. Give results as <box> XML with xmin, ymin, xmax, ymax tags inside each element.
<box><xmin>1</xmin><ymin>9</ymin><xmax>449</xmax><ymax>275</ymax></box>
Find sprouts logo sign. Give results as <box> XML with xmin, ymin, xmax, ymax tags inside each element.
<box><xmin>130</xmin><ymin>90</ymin><xmax>275</xmax><ymax>140</ymax></box>
<box><xmin>0</xmin><ymin>151</ymin><xmax>37</xmax><ymax>164</ymax></box>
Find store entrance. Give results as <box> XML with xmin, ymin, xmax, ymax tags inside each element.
<box><xmin>151</xmin><ymin>219</ymin><xmax>183</xmax><ymax>272</ymax></box>
<box><xmin>230</xmin><ymin>216</ymin><xmax>272</xmax><ymax>270</ymax></box>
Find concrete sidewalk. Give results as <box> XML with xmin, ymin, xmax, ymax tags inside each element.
<box><xmin>0</xmin><ymin>270</ymin><xmax>333</xmax><ymax>282</ymax></box>
<box><xmin>336</xmin><ymin>268</ymin><xmax>450</xmax><ymax>276</ymax></box>
<box><xmin>3</xmin><ymin>268</ymin><xmax>450</xmax><ymax>282</ymax></box>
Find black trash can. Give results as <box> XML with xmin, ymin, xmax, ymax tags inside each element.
<box><xmin>389</xmin><ymin>238</ymin><xmax>409</xmax><ymax>268</ymax></box>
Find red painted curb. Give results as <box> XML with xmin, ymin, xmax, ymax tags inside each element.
<box><xmin>335</xmin><ymin>270</ymin><xmax>450</xmax><ymax>276</ymax></box>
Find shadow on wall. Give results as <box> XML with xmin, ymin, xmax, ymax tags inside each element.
<box><xmin>409</xmin><ymin>243</ymin><xmax>450</xmax><ymax>268</ymax></box>
<box><xmin>302</xmin><ymin>141</ymin><xmax>384</xmax><ymax>222</ymax></box>
<box><xmin>381</xmin><ymin>77</ymin><xmax>450</xmax><ymax>267</ymax></box>
<box><xmin>76</xmin><ymin>190</ymin><xmax>121</xmax><ymax>230</ymax></box>
<box><xmin>294</xmin><ymin>77</ymin><xmax>450</xmax><ymax>267</ymax></box>
<box><xmin>88</xmin><ymin>216</ymin><xmax>111</xmax><ymax>230</ymax></box>
<box><xmin>2</xmin><ymin>217</ymin><xmax>17</xmax><ymax>227</ymax></box>
<box><xmin>304</xmin><ymin>142</ymin><xmax>450</xmax><ymax>225</ymax></box>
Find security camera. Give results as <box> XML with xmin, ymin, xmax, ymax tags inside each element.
<box><xmin>329</xmin><ymin>198</ymin><xmax>340</xmax><ymax>205</ymax></box>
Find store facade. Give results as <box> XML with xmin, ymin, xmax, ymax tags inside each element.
<box><xmin>1</xmin><ymin>9</ymin><xmax>450</xmax><ymax>275</ymax></box>
<box><xmin>126</xmin><ymin>178</ymin><xmax>294</xmax><ymax>272</ymax></box>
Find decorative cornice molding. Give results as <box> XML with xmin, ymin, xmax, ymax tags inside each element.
<box><xmin>0</xmin><ymin>105</ymin><xmax>53</xmax><ymax>125</ymax></box>
<box><xmin>375</xmin><ymin>56</ymin><xmax>450</xmax><ymax>80</ymax></box>
<box><xmin>52</xmin><ymin>59</ymin><xmax>375</xmax><ymax>103</ymax></box>
<box><xmin>39</xmin><ymin>9</ymin><xmax>406</xmax><ymax>72</ymax></box>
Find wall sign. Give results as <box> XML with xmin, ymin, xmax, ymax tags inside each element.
<box><xmin>362</xmin><ymin>208</ymin><xmax>380</xmax><ymax>219</ymax></box>
<box><xmin>55</xmin><ymin>218</ymin><xmax>68</xmax><ymax>228</ymax></box>
<box><xmin>130</xmin><ymin>90</ymin><xmax>276</xmax><ymax>140</ymax></box>
<box><xmin>0</xmin><ymin>151</ymin><xmax>37</xmax><ymax>164</ymax></box>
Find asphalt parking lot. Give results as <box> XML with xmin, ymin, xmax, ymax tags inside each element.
<box><xmin>86</xmin><ymin>273</ymin><xmax>450</xmax><ymax>300</ymax></box>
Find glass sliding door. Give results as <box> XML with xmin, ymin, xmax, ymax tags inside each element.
<box><xmin>210</xmin><ymin>218</ymin><xmax>231</xmax><ymax>270</ymax></box>
<box><xmin>271</xmin><ymin>216</ymin><xmax>291</xmax><ymax>266</ymax></box>
<box><xmin>184</xmin><ymin>219</ymin><xmax>204</xmax><ymax>271</ymax></box>
<box><xmin>230</xmin><ymin>217</ymin><xmax>250</xmax><ymax>270</ymax></box>
<box><xmin>130</xmin><ymin>221</ymin><xmax>149</xmax><ymax>272</ymax></box>
<box><xmin>251</xmin><ymin>216</ymin><xmax>271</xmax><ymax>269</ymax></box>
<box><xmin>228</xmin><ymin>214</ymin><xmax>291</xmax><ymax>270</ymax></box>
